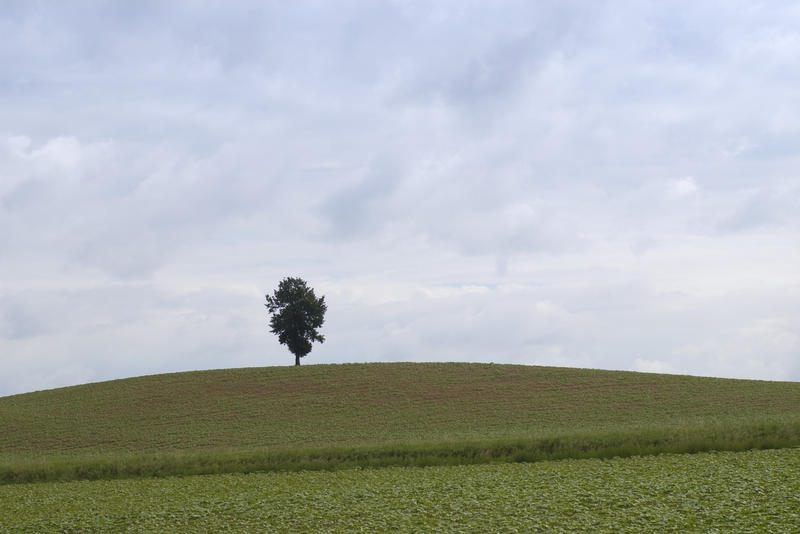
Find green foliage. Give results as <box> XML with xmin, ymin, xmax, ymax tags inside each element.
<box><xmin>265</xmin><ymin>277</ymin><xmax>326</xmax><ymax>365</ymax></box>
<box><xmin>2</xmin><ymin>448</ymin><xmax>799</xmax><ymax>532</ymax></box>
<box><xmin>2</xmin><ymin>418</ymin><xmax>799</xmax><ymax>485</ymax></box>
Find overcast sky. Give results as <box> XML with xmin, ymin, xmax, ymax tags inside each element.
<box><xmin>1</xmin><ymin>1</ymin><xmax>798</xmax><ymax>396</ymax></box>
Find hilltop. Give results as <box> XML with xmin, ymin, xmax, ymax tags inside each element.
<box><xmin>2</xmin><ymin>362</ymin><xmax>799</xmax><ymax>483</ymax></box>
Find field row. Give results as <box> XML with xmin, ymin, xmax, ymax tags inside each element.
<box><xmin>2</xmin><ymin>448</ymin><xmax>798</xmax><ymax>533</ymax></box>
<box><xmin>3</xmin><ymin>416</ymin><xmax>799</xmax><ymax>484</ymax></box>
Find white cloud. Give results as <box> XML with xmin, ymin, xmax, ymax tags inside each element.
<box><xmin>1</xmin><ymin>1</ymin><xmax>799</xmax><ymax>395</ymax></box>
<box><xmin>670</xmin><ymin>177</ymin><xmax>698</xmax><ymax>196</ymax></box>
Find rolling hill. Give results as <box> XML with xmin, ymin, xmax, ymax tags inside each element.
<box><xmin>2</xmin><ymin>362</ymin><xmax>799</xmax><ymax>483</ymax></box>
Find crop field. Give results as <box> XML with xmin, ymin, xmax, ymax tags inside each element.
<box><xmin>2</xmin><ymin>363</ymin><xmax>800</xmax><ymax>483</ymax></box>
<box><xmin>4</xmin><ymin>362</ymin><xmax>800</xmax><ymax>456</ymax></box>
<box><xmin>1</xmin><ymin>448</ymin><xmax>798</xmax><ymax>533</ymax></box>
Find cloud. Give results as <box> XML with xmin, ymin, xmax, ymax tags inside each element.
<box><xmin>670</xmin><ymin>177</ymin><xmax>698</xmax><ymax>197</ymax></box>
<box><xmin>716</xmin><ymin>188</ymin><xmax>798</xmax><ymax>234</ymax></box>
<box><xmin>0</xmin><ymin>297</ymin><xmax>48</xmax><ymax>340</ymax></box>
<box><xmin>1</xmin><ymin>1</ymin><xmax>799</xmax><ymax>395</ymax></box>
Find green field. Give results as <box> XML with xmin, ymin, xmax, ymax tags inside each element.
<box><xmin>2</xmin><ymin>362</ymin><xmax>800</xmax><ymax>483</ymax></box>
<box><xmin>2</xmin><ymin>448</ymin><xmax>798</xmax><ymax>533</ymax></box>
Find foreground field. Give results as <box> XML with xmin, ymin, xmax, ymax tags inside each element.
<box><xmin>2</xmin><ymin>363</ymin><xmax>800</xmax><ymax>483</ymax></box>
<box><xmin>2</xmin><ymin>448</ymin><xmax>798</xmax><ymax>533</ymax></box>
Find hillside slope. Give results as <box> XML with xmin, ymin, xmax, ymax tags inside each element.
<box><xmin>3</xmin><ymin>362</ymin><xmax>799</xmax><ymax>455</ymax></box>
<box><xmin>2</xmin><ymin>362</ymin><xmax>799</xmax><ymax>483</ymax></box>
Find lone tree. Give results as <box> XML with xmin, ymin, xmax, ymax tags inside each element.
<box><xmin>265</xmin><ymin>277</ymin><xmax>327</xmax><ymax>366</ymax></box>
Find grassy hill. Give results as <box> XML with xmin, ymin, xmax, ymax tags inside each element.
<box><xmin>2</xmin><ymin>362</ymin><xmax>799</xmax><ymax>483</ymax></box>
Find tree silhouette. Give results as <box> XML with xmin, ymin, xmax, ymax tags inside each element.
<box><xmin>265</xmin><ymin>277</ymin><xmax>327</xmax><ymax>366</ymax></box>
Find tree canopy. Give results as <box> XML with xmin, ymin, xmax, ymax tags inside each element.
<box><xmin>265</xmin><ymin>277</ymin><xmax>327</xmax><ymax>366</ymax></box>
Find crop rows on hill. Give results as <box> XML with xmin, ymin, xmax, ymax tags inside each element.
<box><xmin>2</xmin><ymin>363</ymin><xmax>800</xmax><ymax>483</ymax></box>
<box><xmin>3</xmin><ymin>363</ymin><xmax>799</xmax><ymax>458</ymax></box>
<box><xmin>2</xmin><ymin>448</ymin><xmax>798</xmax><ymax>533</ymax></box>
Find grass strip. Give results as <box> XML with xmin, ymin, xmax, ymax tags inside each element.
<box><xmin>2</xmin><ymin>417</ymin><xmax>799</xmax><ymax>485</ymax></box>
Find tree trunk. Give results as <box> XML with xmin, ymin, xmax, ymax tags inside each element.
<box><xmin>295</xmin><ymin>354</ymin><xmax>300</xmax><ymax>366</ymax></box>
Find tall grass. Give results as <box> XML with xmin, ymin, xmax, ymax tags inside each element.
<box><xmin>3</xmin><ymin>415</ymin><xmax>798</xmax><ymax>484</ymax></box>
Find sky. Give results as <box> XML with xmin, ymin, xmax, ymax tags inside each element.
<box><xmin>1</xmin><ymin>1</ymin><xmax>798</xmax><ymax>396</ymax></box>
